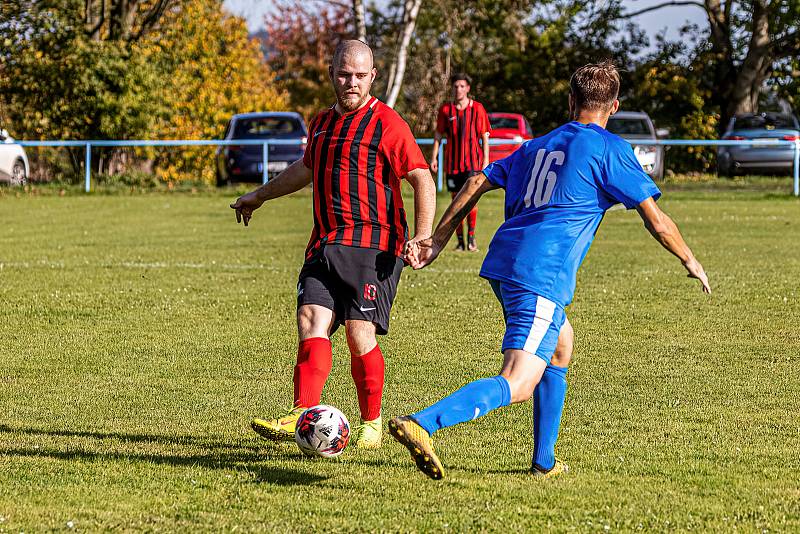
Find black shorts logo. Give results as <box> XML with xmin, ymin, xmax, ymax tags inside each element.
<box><xmin>363</xmin><ymin>283</ymin><xmax>377</xmax><ymax>301</ymax></box>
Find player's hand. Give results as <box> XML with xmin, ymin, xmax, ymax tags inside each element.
<box><xmin>230</xmin><ymin>191</ymin><xmax>265</xmax><ymax>227</ymax></box>
<box><xmin>684</xmin><ymin>257</ymin><xmax>711</xmax><ymax>294</ymax></box>
<box><xmin>430</xmin><ymin>159</ymin><xmax>438</xmax><ymax>174</ymax></box>
<box><xmin>404</xmin><ymin>236</ymin><xmax>442</xmax><ymax>270</ymax></box>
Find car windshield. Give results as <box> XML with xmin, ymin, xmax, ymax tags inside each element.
<box><xmin>606</xmin><ymin>118</ymin><xmax>651</xmax><ymax>136</ymax></box>
<box><xmin>490</xmin><ymin>117</ymin><xmax>519</xmax><ymax>130</ymax></box>
<box><xmin>734</xmin><ymin>114</ymin><xmax>797</xmax><ymax>130</ymax></box>
<box><xmin>233</xmin><ymin>117</ymin><xmax>300</xmax><ymax>138</ymax></box>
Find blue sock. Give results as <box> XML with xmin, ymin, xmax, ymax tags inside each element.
<box><xmin>412</xmin><ymin>376</ymin><xmax>512</xmax><ymax>435</ymax></box>
<box><xmin>532</xmin><ymin>364</ymin><xmax>568</xmax><ymax>471</ymax></box>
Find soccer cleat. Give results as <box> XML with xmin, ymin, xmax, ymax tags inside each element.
<box><xmin>531</xmin><ymin>458</ymin><xmax>569</xmax><ymax>478</ymax></box>
<box><xmin>455</xmin><ymin>237</ymin><xmax>466</xmax><ymax>251</ymax></box>
<box><xmin>251</xmin><ymin>406</ymin><xmax>306</xmax><ymax>442</ymax></box>
<box><xmin>353</xmin><ymin>416</ymin><xmax>382</xmax><ymax>449</ymax></box>
<box><xmin>388</xmin><ymin>416</ymin><xmax>444</xmax><ymax>480</ymax></box>
<box><xmin>467</xmin><ymin>235</ymin><xmax>478</xmax><ymax>252</ymax></box>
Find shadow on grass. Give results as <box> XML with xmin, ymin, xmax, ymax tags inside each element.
<box><xmin>0</xmin><ymin>424</ymin><xmax>328</xmax><ymax>486</ymax></box>
<box><xmin>248</xmin><ymin>465</ymin><xmax>327</xmax><ymax>485</ymax></box>
<box><xmin>0</xmin><ymin>424</ymin><xmax>261</xmax><ymax>451</ymax></box>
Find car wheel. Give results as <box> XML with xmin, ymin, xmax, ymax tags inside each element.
<box><xmin>216</xmin><ymin>168</ymin><xmax>229</xmax><ymax>187</ymax></box>
<box><xmin>10</xmin><ymin>159</ymin><xmax>27</xmax><ymax>186</ymax></box>
<box><xmin>717</xmin><ymin>160</ymin><xmax>733</xmax><ymax>178</ymax></box>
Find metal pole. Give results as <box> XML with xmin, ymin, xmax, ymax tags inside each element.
<box><xmin>84</xmin><ymin>142</ymin><xmax>91</xmax><ymax>192</ymax></box>
<box><xmin>268</xmin><ymin>141</ymin><xmax>269</xmax><ymax>184</ymax></box>
<box><xmin>793</xmin><ymin>139</ymin><xmax>799</xmax><ymax>197</ymax></box>
<box><xmin>437</xmin><ymin>141</ymin><xmax>444</xmax><ymax>192</ymax></box>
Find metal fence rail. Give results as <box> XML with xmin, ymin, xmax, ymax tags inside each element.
<box><xmin>13</xmin><ymin>138</ymin><xmax>800</xmax><ymax>196</ymax></box>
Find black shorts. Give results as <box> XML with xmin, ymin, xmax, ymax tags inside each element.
<box><xmin>446</xmin><ymin>170</ymin><xmax>481</xmax><ymax>193</ymax></box>
<box><xmin>297</xmin><ymin>244</ymin><xmax>404</xmax><ymax>335</ymax></box>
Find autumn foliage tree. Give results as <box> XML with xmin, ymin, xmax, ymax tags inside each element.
<box><xmin>147</xmin><ymin>0</ymin><xmax>287</xmax><ymax>182</ymax></box>
<box><xmin>262</xmin><ymin>1</ymin><xmax>352</xmax><ymax>121</ymax></box>
<box><xmin>0</xmin><ymin>0</ymin><xmax>286</xmax><ymax>184</ymax></box>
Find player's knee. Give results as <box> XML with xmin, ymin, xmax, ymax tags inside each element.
<box><xmin>503</xmin><ymin>369</ymin><xmax>537</xmax><ymax>403</ymax></box>
<box><xmin>551</xmin><ymin>319</ymin><xmax>574</xmax><ymax>368</ymax></box>
<box><xmin>507</xmin><ymin>377</ymin><xmax>535</xmax><ymax>403</ymax></box>
<box><xmin>297</xmin><ymin>305</ymin><xmax>332</xmax><ymax>339</ymax></box>
<box><xmin>345</xmin><ymin>320</ymin><xmax>377</xmax><ymax>355</ymax></box>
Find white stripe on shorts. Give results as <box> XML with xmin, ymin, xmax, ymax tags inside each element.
<box><xmin>522</xmin><ymin>296</ymin><xmax>556</xmax><ymax>355</ymax></box>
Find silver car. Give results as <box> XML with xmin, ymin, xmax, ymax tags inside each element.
<box><xmin>717</xmin><ymin>113</ymin><xmax>799</xmax><ymax>177</ymax></box>
<box><xmin>606</xmin><ymin>111</ymin><xmax>665</xmax><ymax>180</ymax></box>
<box><xmin>0</xmin><ymin>129</ymin><xmax>29</xmax><ymax>186</ymax></box>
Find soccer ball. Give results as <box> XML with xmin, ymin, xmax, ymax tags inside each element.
<box><xmin>294</xmin><ymin>405</ymin><xmax>350</xmax><ymax>458</ymax></box>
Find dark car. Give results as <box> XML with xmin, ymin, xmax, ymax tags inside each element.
<box><xmin>215</xmin><ymin>112</ymin><xmax>307</xmax><ymax>186</ymax></box>
<box><xmin>488</xmin><ymin>112</ymin><xmax>534</xmax><ymax>162</ymax></box>
<box><xmin>717</xmin><ymin>112</ymin><xmax>800</xmax><ymax>177</ymax></box>
<box><xmin>606</xmin><ymin>111</ymin><xmax>665</xmax><ymax>180</ymax></box>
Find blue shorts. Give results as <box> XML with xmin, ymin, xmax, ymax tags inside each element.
<box><xmin>488</xmin><ymin>279</ymin><xmax>566</xmax><ymax>364</ymax></box>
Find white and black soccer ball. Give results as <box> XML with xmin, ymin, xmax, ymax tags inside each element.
<box><xmin>294</xmin><ymin>405</ymin><xmax>350</xmax><ymax>458</ymax></box>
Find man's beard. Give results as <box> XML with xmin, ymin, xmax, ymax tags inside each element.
<box><xmin>338</xmin><ymin>91</ymin><xmax>367</xmax><ymax>112</ymax></box>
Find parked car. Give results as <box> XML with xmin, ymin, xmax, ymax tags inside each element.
<box><xmin>606</xmin><ymin>111</ymin><xmax>665</xmax><ymax>180</ymax></box>
<box><xmin>717</xmin><ymin>112</ymin><xmax>800</xmax><ymax>177</ymax></box>
<box><xmin>488</xmin><ymin>112</ymin><xmax>534</xmax><ymax>162</ymax></box>
<box><xmin>0</xmin><ymin>128</ymin><xmax>29</xmax><ymax>186</ymax></box>
<box><xmin>215</xmin><ymin>112</ymin><xmax>307</xmax><ymax>186</ymax></box>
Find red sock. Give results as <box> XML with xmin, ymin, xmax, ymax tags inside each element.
<box><xmin>350</xmin><ymin>344</ymin><xmax>385</xmax><ymax>421</ymax></box>
<box><xmin>293</xmin><ymin>337</ymin><xmax>332</xmax><ymax>408</ymax></box>
<box><xmin>467</xmin><ymin>206</ymin><xmax>477</xmax><ymax>236</ymax></box>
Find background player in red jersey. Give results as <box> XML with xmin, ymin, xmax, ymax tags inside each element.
<box><xmin>430</xmin><ymin>73</ymin><xmax>491</xmax><ymax>251</ymax></box>
<box><xmin>230</xmin><ymin>40</ymin><xmax>436</xmax><ymax>449</ymax></box>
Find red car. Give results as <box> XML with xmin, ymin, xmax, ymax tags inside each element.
<box><xmin>488</xmin><ymin>112</ymin><xmax>534</xmax><ymax>162</ymax></box>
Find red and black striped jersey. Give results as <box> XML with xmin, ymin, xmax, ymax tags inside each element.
<box><xmin>302</xmin><ymin>96</ymin><xmax>428</xmax><ymax>259</ymax></box>
<box><xmin>435</xmin><ymin>99</ymin><xmax>491</xmax><ymax>174</ymax></box>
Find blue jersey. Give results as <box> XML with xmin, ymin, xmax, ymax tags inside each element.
<box><xmin>480</xmin><ymin>121</ymin><xmax>661</xmax><ymax>308</ymax></box>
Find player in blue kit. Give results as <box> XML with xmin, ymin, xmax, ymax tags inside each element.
<box><xmin>389</xmin><ymin>61</ymin><xmax>711</xmax><ymax>480</ymax></box>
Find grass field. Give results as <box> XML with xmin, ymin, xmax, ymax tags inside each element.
<box><xmin>1</xmin><ymin>182</ymin><xmax>799</xmax><ymax>532</ymax></box>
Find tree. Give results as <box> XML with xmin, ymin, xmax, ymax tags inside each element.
<box><xmin>384</xmin><ymin>0</ymin><xmax>645</xmax><ymax>133</ymax></box>
<box><xmin>0</xmin><ymin>1</ymin><xmax>160</xmax><ymax>141</ymax></box>
<box><xmin>84</xmin><ymin>0</ymin><xmax>175</xmax><ymax>41</ymax></box>
<box><xmin>262</xmin><ymin>1</ymin><xmax>351</xmax><ymax>121</ymax></box>
<box><xmin>0</xmin><ymin>0</ymin><xmax>286</xmax><ymax>183</ymax></box>
<box><xmin>146</xmin><ymin>0</ymin><xmax>287</xmax><ymax>182</ymax></box>
<box><xmin>353</xmin><ymin>0</ymin><xmax>367</xmax><ymax>41</ymax></box>
<box><xmin>0</xmin><ymin>1</ymin><xmax>162</xmax><ymax>177</ymax></box>
<box><xmin>616</xmin><ymin>0</ymin><xmax>800</xmax><ymax>131</ymax></box>
<box><xmin>383</xmin><ymin>0</ymin><xmax>424</xmax><ymax>108</ymax></box>
<box><xmin>625</xmin><ymin>37</ymin><xmax>719</xmax><ymax>171</ymax></box>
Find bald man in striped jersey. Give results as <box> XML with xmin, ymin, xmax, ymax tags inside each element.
<box><xmin>231</xmin><ymin>40</ymin><xmax>436</xmax><ymax>449</ymax></box>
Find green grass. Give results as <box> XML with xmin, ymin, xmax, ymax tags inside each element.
<box><xmin>1</xmin><ymin>184</ymin><xmax>799</xmax><ymax>532</ymax></box>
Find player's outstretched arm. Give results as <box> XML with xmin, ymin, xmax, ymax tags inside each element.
<box><xmin>405</xmin><ymin>172</ymin><xmax>497</xmax><ymax>269</ymax></box>
<box><xmin>636</xmin><ymin>197</ymin><xmax>711</xmax><ymax>293</ymax></box>
<box><xmin>405</xmin><ymin>167</ymin><xmax>436</xmax><ymax>242</ymax></box>
<box><xmin>229</xmin><ymin>159</ymin><xmax>313</xmax><ymax>227</ymax></box>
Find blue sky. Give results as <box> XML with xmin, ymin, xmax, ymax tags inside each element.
<box><xmin>223</xmin><ymin>0</ymin><xmax>708</xmax><ymax>46</ymax></box>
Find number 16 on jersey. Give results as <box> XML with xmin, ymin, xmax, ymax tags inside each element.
<box><xmin>524</xmin><ymin>149</ymin><xmax>565</xmax><ymax>208</ymax></box>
